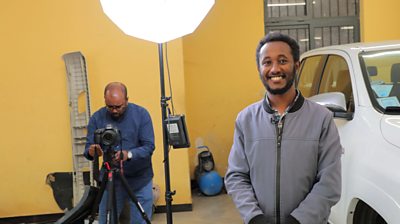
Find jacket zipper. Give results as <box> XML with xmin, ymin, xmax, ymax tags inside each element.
<box><xmin>275</xmin><ymin>118</ymin><xmax>284</xmax><ymax>224</ymax></box>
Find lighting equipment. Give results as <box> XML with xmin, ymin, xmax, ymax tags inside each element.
<box><xmin>98</xmin><ymin>1</ymin><xmax>215</xmax><ymax>224</ymax></box>
<box><xmin>165</xmin><ymin>115</ymin><xmax>190</xmax><ymax>148</ymax></box>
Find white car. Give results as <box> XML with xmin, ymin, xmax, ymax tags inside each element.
<box><xmin>298</xmin><ymin>41</ymin><xmax>400</xmax><ymax>224</ymax></box>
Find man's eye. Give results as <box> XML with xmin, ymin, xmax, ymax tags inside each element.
<box><xmin>279</xmin><ymin>59</ymin><xmax>288</xmax><ymax>64</ymax></box>
<box><xmin>263</xmin><ymin>60</ymin><xmax>272</xmax><ymax>66</ymax></box>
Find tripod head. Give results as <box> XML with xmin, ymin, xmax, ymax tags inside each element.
<box><xmin>102</xmin><ymin>146</ymin><xmax>119</xmax><ymax>165</ymax></box>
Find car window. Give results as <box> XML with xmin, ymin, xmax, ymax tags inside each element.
<box><xmin>298</xmin><ymin>55</ymin><xmax>325</xmax><ymax>97</ymax></box>
<box><xmin>360</xmin><ymin>49</ymin><xmax>400</xmax><ymax>113</ymax></box>
<box><xmin>319</xmin><ymin>55</ymin><xmax>354</xmax><ymax>112</ymax></box>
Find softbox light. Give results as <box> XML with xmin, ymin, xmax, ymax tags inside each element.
<box><xmin>99</xmin><ymin>0</ymin><xmax>215</xmax><ymax>43</ymax></box>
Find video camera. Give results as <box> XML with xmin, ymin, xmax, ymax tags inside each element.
<box><xmin>94</xmin><ymin>124</ymin><xmax>121</xmax><ymax>149</ymax></box>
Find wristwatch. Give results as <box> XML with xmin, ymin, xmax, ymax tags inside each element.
<box><xmin>127</xmin><ymin>151</ymin><xmax>133</xmax><ymax>161</ymax></box>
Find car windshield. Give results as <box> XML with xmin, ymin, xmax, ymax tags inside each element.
<box><xmin>360</xmin><ymin>49</ymin><xmax>400</xmax><ymax>114</ymax></box>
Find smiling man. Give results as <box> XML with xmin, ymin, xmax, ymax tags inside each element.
<box><xmin>225</xmin><ymin>33</ymin><xmax>343</xmax><ymax>224</ymax></box>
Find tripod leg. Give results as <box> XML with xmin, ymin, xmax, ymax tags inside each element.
<box><xmin>118</xmin><ymin>173</ymin><xmax>152</xmax><ymax>224</ymax></box>
<box><xmin>119</xmin><ymin>200</ymin><xmax>131</xmax><ymax>224</ymax></box>
<box><xmin>106</xmin><ymin>170</ymin><xmax>119</xmax><ymax>224</ymax></box>
<box><xmin>88</xmin><ymin>170</ymin><xmax>109</xmax><ymax>224</ymax></box>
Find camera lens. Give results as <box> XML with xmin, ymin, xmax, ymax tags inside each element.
<box><xmin>94</xmin><ymin>125</ymin><xmax>120</xmax><ymax>148</ymax></box>
<box><xmin>102</xmin><ymin>130</ymin><xmax>116</xmax><ymax>146</ymax></box>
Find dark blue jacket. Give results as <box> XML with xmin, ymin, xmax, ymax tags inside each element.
<box><xmin>84</xmin><ymin>103</ymin><xmax>155</xmax><ymax>191</ymax></box>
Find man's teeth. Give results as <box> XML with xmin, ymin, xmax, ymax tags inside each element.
<box><xmin>270</xmin><ymin>76</ymin><xmax>283</xmax><ymax>81</ymax></box>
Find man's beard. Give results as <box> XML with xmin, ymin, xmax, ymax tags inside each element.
<box><xmin>262</xmin><ymin>68</ymin><xmax>296</xmax><ymax>95</ymax></box>
<box><xmin>109</xmin><ymin>110</ymin><xmax>125</xmax><ymax>120</ymax></box>
<box><xmin>110</xmin><ymin>113</ymin><xmax>120</xmax><ymax>119</ymax></box>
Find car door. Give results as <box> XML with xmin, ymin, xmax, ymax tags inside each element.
<box><xmin>298</xmin><ymin>52</ymin><xmax>356</xmax><ymax>224</ymax></box>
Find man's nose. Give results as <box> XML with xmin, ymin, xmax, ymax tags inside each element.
<box><xmin>269</xmin><ymin>62</ymin><xmax>282</xmax><ymax>74</ymax></box>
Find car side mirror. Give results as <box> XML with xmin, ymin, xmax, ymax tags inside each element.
<box><xmin>308</xmin><ymin>92</ymin><xmax>353</xmax><ymax>120</ymax></box>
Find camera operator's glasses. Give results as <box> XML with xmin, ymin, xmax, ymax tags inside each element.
<box><xmin>106</xmin><ymin>104</ymin><xmax>124</xmax><ymax>110</ymax></box>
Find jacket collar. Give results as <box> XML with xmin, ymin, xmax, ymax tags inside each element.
<box><xmin>262</xmin><ymin>90</ymin><xmax>305</xmax><ymax>114</ymax></box>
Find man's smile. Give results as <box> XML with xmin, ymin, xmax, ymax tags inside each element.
<box><xmin>267</xmin><ymin>74</ymin><xmax>286</xmax><ymax>81</ymax></box>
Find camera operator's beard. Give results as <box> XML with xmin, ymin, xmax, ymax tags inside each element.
<box><xmin>110</xmin><ymin>112</ymin><xmax>120</xmax><ymax>119</ymax></box>
<box><xmin>110</xmin><ymin>113</ymin><xmax>122</xmax><ymax>120</ymax></box>
<box><xmin>109</xmin><ymin>106</ymin><xmax>127</xmax><ymax>120</ymax></box>
<box><xmin>109</xmin><ymin>110</ymin><xmax>125</xmax><ymax>120</ymax></box>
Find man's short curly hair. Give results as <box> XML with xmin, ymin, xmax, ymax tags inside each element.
<box><xmin>255</xmin><ymin>32</ymin><xmax>300</xmax><ymax>71</ymax></box>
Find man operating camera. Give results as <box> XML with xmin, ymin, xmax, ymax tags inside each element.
<box><xmin>84</xmin><ymin>82</ymin><xmax>155</xmax><ymax>224</ymax></box>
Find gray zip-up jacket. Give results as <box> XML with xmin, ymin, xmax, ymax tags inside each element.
<box><xmin>225</xmin><ymin>93</ymin><xmax>342</xmax><ymax>224</ymax></box>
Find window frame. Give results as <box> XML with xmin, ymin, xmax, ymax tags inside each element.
<box><xmin>264</xmin><ymin>0</ymin><xmax>360</xmax><ymax>52</ymax></box>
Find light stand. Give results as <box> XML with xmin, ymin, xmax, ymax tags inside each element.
<box><xmin>98</xmin><ymin>1</ymin><xmax>215</xmax><ymax>224</ymax></box>
<box><xmin>157</xmin><ymin>42</ymin><xmax>175</xmax><ymax>224</ymax></box>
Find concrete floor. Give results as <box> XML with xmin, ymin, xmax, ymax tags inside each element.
<box><xmin>87</xmin><ymin>191</ymin><xmax>242</xmax><ymax>224</ymax></box>
<box><xmin>151</xmin><ymin>191</ymin><xmax>242</xmax><ymax>224</ymax></box>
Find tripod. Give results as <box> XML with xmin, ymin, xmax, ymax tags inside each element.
<box><xmin>88</xmin><ymin>152</ymin><xmax>151</xmax><ymax>224</ymax></box>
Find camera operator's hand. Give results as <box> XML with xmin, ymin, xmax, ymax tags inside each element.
<box><xmin>114</xmin><ymin>150</ymin><xmax>129</xmax><ymax>162</ymax></box>
<box><xmin>88</xmin><ymin>144</ymin><xmax>103</xmax><ymax>157</ymax></box>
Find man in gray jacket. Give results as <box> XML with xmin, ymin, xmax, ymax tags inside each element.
<box><xmin>225</xmin><ymin>32</ymin><xmax>342</xmax><ymax>224</ymax></box>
